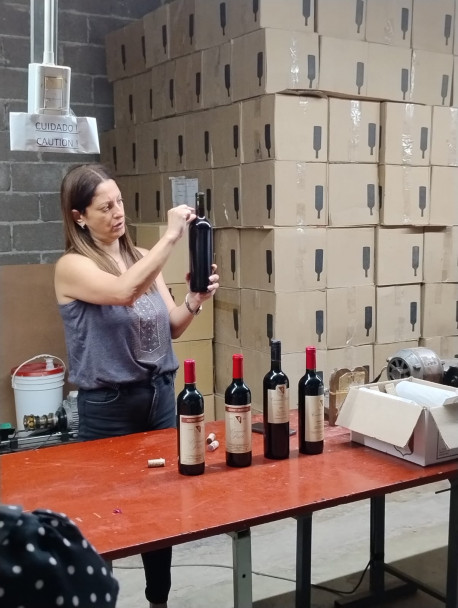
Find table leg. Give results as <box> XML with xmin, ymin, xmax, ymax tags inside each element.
<box><xmin>335</xmin><ymin>495</ymin><xmax>416</xmax><ymax>607</ymax></box>
<box><xmin>446</xmin><ymin>479</ymin><xmax>458</xmax><ymax>608</ymax></box>
<box><xmin>230</xmin><ymin>529</ymin><xmax>253</xmax><ymax>608</ymax></box>
<box><xmin>296</xmin><ymin>513</ymin><xmax>313</xmax><ymax>608</ymax></box>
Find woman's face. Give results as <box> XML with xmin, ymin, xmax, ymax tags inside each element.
<box><xmin>81</xmin><ymin>179</ymin><xmax>125</xmax><ymax>245</ymax></box>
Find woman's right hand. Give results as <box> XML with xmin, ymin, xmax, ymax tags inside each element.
<box><xmin>166</xmin><ymin>204</ymin><xmax>196</xmax><ymax>241</ymax></box>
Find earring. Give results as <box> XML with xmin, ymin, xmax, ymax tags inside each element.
<box><xmin>78</xmin><ymin>221</ymin><xmax>86</xmax><ymax>229</ymax></box>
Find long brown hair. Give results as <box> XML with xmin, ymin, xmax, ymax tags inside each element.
<box><xmin>60</xmin><ymin>163</ymin><xmax>142</xmax><ymax>275</ymax></box>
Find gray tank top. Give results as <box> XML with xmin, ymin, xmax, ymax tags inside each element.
<box><xmin>59</xmin><ymin>290</ymin><xmax>179</xmax><ymax>389</ymax></box>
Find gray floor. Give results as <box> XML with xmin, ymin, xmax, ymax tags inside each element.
<box><xmin>112</xmin><ymin>479</ymin><xmax>451</xmax><ymax>607</ymax></box>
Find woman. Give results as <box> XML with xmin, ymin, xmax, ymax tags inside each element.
<box><xmin>54</xmin><ymin>163</ymin><xmax>219</xmax><ymax>608</ymax></box>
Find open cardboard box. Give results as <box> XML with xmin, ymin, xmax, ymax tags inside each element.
<box><xmin>336</xmin><ymin>377</ymin><xmax>458</xmax><ymax>466</ymax></box>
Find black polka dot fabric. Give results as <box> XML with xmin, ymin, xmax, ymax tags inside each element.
<box><xmin>0</xmin><ymin>504</ymin><xmax>119</xmax><ymax>608</ymax></box>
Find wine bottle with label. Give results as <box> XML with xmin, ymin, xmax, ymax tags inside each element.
<box><xmin>263</xmin><ymin>339</ymin><xmax>290</xmax><ymax>460</ymax></box>
<box><xmin>177</xmin><ymin>359</ymin><xmax>205</xmax><ymax>475</ymax></box>
<box><xmin>298</xmin><ymin>346</ymin><xmax>324</xmax><ymax>455</ymax></box>
<box><xmin>225</xmin><ymin>353</ymin><xmax>252</xmax><ymax>467</ymax></box>
<box><xmin>189</xmin><ymin>191</ymin><xmax>213</xmax><ymax>293</ymax></box>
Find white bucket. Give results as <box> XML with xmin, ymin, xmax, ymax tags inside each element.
<box><xmin>11</xmin><ymin>354</ymin><xmax>66</xmax><ymax>431</ymax></box>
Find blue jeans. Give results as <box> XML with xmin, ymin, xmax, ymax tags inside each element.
<box><xmin>77</xmin><ymin>371</ymin><xmax>176</xmax><ymax>604</ymax></box>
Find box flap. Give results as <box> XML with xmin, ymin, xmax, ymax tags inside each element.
<box><xmin>337</xmin><ymin>387</ymin><xmax>423</xmax><ymax>447</ymax></box>
<box><xmin>429</xmin><ymin>404</ymin><xmax>458</xmax><ymax>450</ymax></box>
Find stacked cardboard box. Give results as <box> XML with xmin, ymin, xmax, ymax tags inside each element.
<box><xmin>101</xmin><ymin>0</ymin><xmax>458</xmax><ymax>415</ymax></box>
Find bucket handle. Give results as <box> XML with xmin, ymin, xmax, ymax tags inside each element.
<box><xmin>11</xmin><ymin>354</ymin><xmax>66</xmax><ymax>389</ymax></box>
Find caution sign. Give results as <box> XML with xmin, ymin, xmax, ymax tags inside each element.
<box><xmin>9</xmin><ymin>113</ymin><xmax>100</xmax><ymax>154</ymax></box>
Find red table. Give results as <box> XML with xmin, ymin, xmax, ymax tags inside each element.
<box><xmin>2</xmin><ymin>417</ymin><xmax>458</xmax><ymax>607</ymax></box>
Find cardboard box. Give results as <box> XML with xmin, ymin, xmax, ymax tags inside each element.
<box><xmin>240</xmin><ymin>227</ymin><xmax>327</xmax><ymax>292</ymax></box>
<box><xmin>168</xmin><ymin>0</ymin><xmax>197</xmax><ymax>59</ymax></box>
<box><xmin>431</xmin><ymin>106</ymin><xmax>458</xmax><ymax>166</ymax></box>
<box><xmin>194</xmin><ymin>0</ymin><xmax>239</xmax><ymax>50</ymax></box>
<box><xmin>421</xmin><ymin>283</ymin><xmax>458</xmax><ymax>338</ymax></box>
<box><xmin>430</xmin><ymin>166</ymin><xmax>458</xmax><ymax>225</ymax></box>
<box><xmin>420</xmin><ymin>336</ymin><xmax>458</xmax><ymax>358</ymax></box>
<box><xmin>136</xmin><ymin>122</ymin><xmax>160</xmax><ymax>175</ymax></box>
<box><xmin>184</xmin><ymin>110</ymin><xmax>213</xmax><ymax>171</ymax></box>
<box><xmin>409</xmin><ymin>49</ymin><xmax>453</xmax><ymax>106</ymax></box>
<box><xmin>99</xmin><ymin>129</ymin><xmax>117</xmax><ymax>173</ymax></box>
<box><xmin>138</xmin><ymin>174</ymin><xmax>165</xmax><ymax>223</ymax></box>
<box><xmin>376</xmin><ymin>284</ymin><xmax>421</xmax><ymax>343</ymax></box>
<box><xmin>202</xmin><ymin>43</ymin><xmax>232</xmax><ymax>109</ymax></box>
<box><xmin>365</xmin><ymin>0</ymin><xmax>412</xmax><ymax>47</ymax></box>
<box><xmin>241</xmin><ymin>94</ymin><xmax>328</xmax><ymax>163</ymax></box>
<box><xmin>241</xmin><ymin>161</ymin><xmax>328</xmax><ymax>227</ymax></box>
<box><xmin>212</xmin><ymin>166</ymin><xmax>242</xmax><ymax>227</ymax></box>
<box><xmin>143</xmin><ymin>5</ymin><xmax>170</xmax><ymax>68</ymax></box>
<box><xmin>114</xmin><ymin>126</ymin><xmax>137</xmax><ymax>175</ymax></box>
<box><xmin>133</xmin><ymin>223</ymin><xmax>188</xmax><ymax>284</ymax></box>
<box><xmin>379</xmin><ymin>165</ymin><xmax>430</xmax><ymax>225</ymax></box>
<box><xmin>182</xmin><ymin>169</ymin><xmax>214</xmax><ymax>223</ymax></box>
<box><xmin>105</xmin><ymin>20</ymin><xmax>147</xmax><ymax>81</ymax></box>
<box><xmin>158</xmin><ymin>116</ymin><xmax>186</xmax><ymax>173</ymax></box>
<box><xmin>315</xmin><ymin>0</ymin><xmax>367</xmax><ymax>40</ymax></box>
<box><xmin>337</xmin><ymin>377</ymin><xmax>458</xmax><ymax>465</ymax></box>
<box><xmin>132</xmin><ymin>71</ymin><xmax>154</xmax><ymax>124</ymax></box>
<box><xmin>210</xmin><ymin>103</ymin><xmax>242</xmax><ymax>168</ymax></box>
<box><xmin>161</xmin><ymin>172</ymin><xmax>202</xmax><ymax>217</ymax></box>
<box><xmin>113</xmin><ymin>78</ymin><xmax>135</xmax><ymax>128</ymax></box>
<box><xmin>168</xmin><ymin>283</ymin><xmax>213</xmax><ymax>342</ymax></box>
<box><xmin>379</xmin><ymin>102</ymin><xmax>432</xmax><ymax>165</ymax></box>
<box><xmin>412</xmin><ymin>0</ymin><xmax>455</xmax><ymax>54</ymax></box>
<box><xmin>328</xmin><ymin>164</ymin><xmax>379</xmax><ymax>226</ymax></box>
<box><xmin>366</xmin><ymin>43</ymin><xmax>412</xmax><ymax>102</ymax></box>
<box><xmin>373</xmin><ymin>340</ymin><xmax>419</xmax><ymax>381</ymax></box>
<box><xmin>231</xmin><ymin>0</ymin><xmax>315</xmax><ymax>36</ymax></box>
<box><xmin>231</xmin><ymin>29</ymin><xmax>320</xmax><ymax>101</ymax></box>
<box><xmin>326</xmin><ymin>227</ymin><xmax>374</xmax><ymax>288</ymax></box>
<box><xmin>423</xmin><ymin>227</ymin><xmax>458</xmax><ymax>283</ymax></box>
<box><xmin>326</xmin><ymin>286</ymin><xmax>375</xmax><ymax>348</ymax></box>
<box><xmin>328</xmin><ymin>98</ymin><xmax>380</xmax><ymax>163</ymax></box>
<box><xmin>151</xmin><ymin>60</ymin><xmax>177</xmax><ymax>120</ymax></box>
<box><xmin>375</xmin><ymin>227</ymin><xmax>424</xmax><ymax>286</ymax></box>
<box><xmin>240</xmin><ymin>289</ymin><xmax>327</xmax><ymax>354</ymax></box>
<box><xmin>214</xmin><ymin>228</ymin><xmax>241</xmax><ymax>288</ymax></box>
<box><xmin>324</xmin><ymin>345</ymin><xmax>373</xmax><ymax>389</ymax></box>
<box><xmin>174</xmin><ymin>52</ymin><xmax>204</xmax><ymax>114</ymax></box>
<box><xmin>319</xmin><ymin>37</ymin><xmax>369</xmax><ymax>97</ymax></box>
<box><xmin>214</xmin><ymin>287</ymin><xmax>241</xmax><ymax>347</ymax></box>
<box><xmin>173</xmin><ymin>339</ymin><xmax>213</xmax><ymax>396</ymax></box>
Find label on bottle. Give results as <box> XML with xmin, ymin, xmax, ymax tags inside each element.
<box><xmin>179</xmin><ymin>414</ymin><xmax>205</xmax><ymax>465</ymax></box>
<box><xmin>225</xmin><ymin>405</ymin><xmax>252</xmax><ymax>453</ymax></box>
<box><xmin>304</xmin><ymin>395</ymin><xmax>324</xmax><ymax>442</ymax></box>
<box><xmin>267</xmin><ymin>386</ymin><xmax>290</xmax><ymax>424</ymax></box>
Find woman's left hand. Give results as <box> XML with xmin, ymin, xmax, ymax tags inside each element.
<box><xmin>186</xmin><ymin>264</ymin><xmax>219</xmax><ymax>309</ymax></box>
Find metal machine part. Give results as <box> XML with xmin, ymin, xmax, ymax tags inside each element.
<box><xmin>23</xmin><ymin>398</ymin><xmax>79</xmax><ymax>432</ymax></box>
<box><xmin>386</xmin><ymin>347</ymin><xmax>444</xmax><ymax>383</ymax></box>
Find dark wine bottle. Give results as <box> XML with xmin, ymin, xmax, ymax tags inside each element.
<box><xmin>298</xmin><ymin>346</ymin><xmax>324</xmax><ymax>455</ymax></box>
<box><xmin>263</xmin><ymin>340</ymin><xmax>290</xmax><ymax>460</ymax></box>
<box><xmin>177</xmin><ymin>359</ymin><xmax>205</xmax><ymax>475</ymax></box>
<box><xmin>225</xmin><ymin>353</ymin><xmax>252</xmax><ymax>467</ymax></box>
<box><xmin>189</xmin><ymin>191</ymin><xmax>213</xmax><ymax>293</ymax></box>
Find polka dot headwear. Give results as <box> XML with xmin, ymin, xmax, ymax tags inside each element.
<box><xmin>0</xmin><ymin>505</ymin><xmax>119</xmax><ymax>608</ymax></box>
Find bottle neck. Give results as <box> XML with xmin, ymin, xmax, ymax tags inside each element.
<box><xmin>183</xmin><ymin>359</ymin><xmax>196</xmax><ymax>385</ymax></box>
<box><xmin>232</xmin><ymin>354</ymin><xmax>244</xmax><ymax>381</ymax></box>
<box><xmin>305</xmin><ymin>347</ymin><xmax>316</xmax><ymax>372</ymax></box>
<box><xmin>195</xmin><ymin>193</ymin><xmax>205</xmax><ymax>217</ymax></box>
<box><xmin>271</xmin><ymin>340</ymin><xmax>281</xmax><ymax>372</ymax></box>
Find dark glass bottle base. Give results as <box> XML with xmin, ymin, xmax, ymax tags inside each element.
<box><xmin>179</xmin><ymin>463</ymin><xmax>205</xmax><ymax>476</ymax></box>
<box><xmin>299</xmin><ymin>440</ymin><xmax>324</xmax><ymax>455</ymax></box>
<box><xmin>226</xmin><ymin>452</ymin><xmax>252</xmax><ymax>468</ymax></box>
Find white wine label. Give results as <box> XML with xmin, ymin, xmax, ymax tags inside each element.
<box><xmin>267</xmin><ymin>386</ymin><xmax>290</xmax><ymax>424</ymax></box>
<box><xmin>304</xmin><ymin>395</ymin><xmax>324</xmax><ymax>442</ymax></box>
<box><xmin>179</xmin><ymin>414</ymin><xmax>205</xmax><ymax>465</ymax></box>
<box><xmin>225</xmin><ymin>405</ymin><xmax>252</xmax><ymax>453</ymax></box>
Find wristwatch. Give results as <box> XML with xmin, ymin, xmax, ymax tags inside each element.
<box><xmin>185</xmin><ymin>293</ymin><xmax>202</xmax><ymax>316</ymax></box>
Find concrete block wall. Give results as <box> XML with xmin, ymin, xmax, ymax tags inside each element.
<box><xmin>0</xmin><ymin>0</ymin><xmax>164</xmax><ymax>265</ymax></box>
